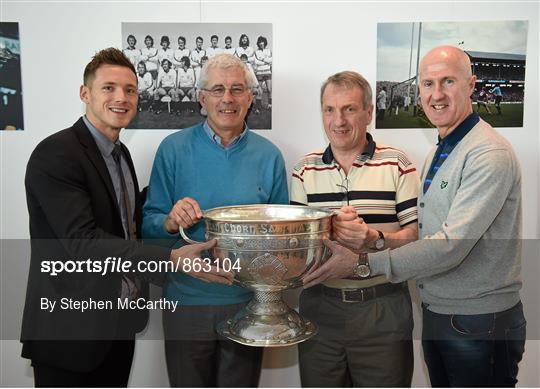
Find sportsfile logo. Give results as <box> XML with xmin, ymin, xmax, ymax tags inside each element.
<box><xmin>40</xmin><ymin>256</ymin><xmax>241</xmax><ymax>276</ymax></box>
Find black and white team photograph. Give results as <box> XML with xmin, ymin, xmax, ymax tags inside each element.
<box><xmin>121</xmin><ymin>22</ymin><xmax>273</xmax><ymax>130</ymax></box>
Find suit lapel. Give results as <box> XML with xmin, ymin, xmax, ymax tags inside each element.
<box><xmin>72</xmin><ymin>118</ymin><xmax>120</xmax><ymax>213</ymax></box>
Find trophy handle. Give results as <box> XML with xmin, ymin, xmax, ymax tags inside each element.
<box><xmin>179</xmin><ymin>227</ymin><xmax>204</xmax><ymax>245</ymax></box>
<box><xmin>179</xmin><ymin>224</ymin><xmax>242</xmax><ymax>286</ymax></box>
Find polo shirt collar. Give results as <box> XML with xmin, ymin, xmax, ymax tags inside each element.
<box><xmin>322</xmin><ymin>132</ymin><xmax>376</xmax><ymax>164</ymax></box>
<box><xmin>203</xmin><ymin>120</ymin><xmax>248</xmax><ymax>148</ymax></box>
<box><xmin>437</xmin><ymin>112</ymin><xmax>479</xmax><ymax>146</ymax></box>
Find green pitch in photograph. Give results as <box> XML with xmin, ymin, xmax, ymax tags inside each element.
<box><xmin>379</xmin><ymin>102</ymin><xmax>524</xmax><ymax>129</ymax></box>
<box><xmin>376</xmin><ymin>20</ymin><xmax>527</xmax><ymax>129</ymax></box>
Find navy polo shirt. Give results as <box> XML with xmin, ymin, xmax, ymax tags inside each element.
<box><xmin>423</xmin><ymin>113</ymin><xmax>480</xmax><ymax>194</ymax></box>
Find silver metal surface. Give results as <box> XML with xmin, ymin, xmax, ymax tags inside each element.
<box><xmin>183</xmin><ymin>204</ymin><xmax>333</xmax><ymax>346</ymax></box>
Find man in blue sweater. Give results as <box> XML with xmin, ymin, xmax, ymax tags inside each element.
<box><xmin>304</xmin><ymin>46</ymin><xmax>525</xmax><ymax>387</ymax></box>
<box><xmin>142</xmin><ymin>53</ymin><xmax>288</xmax><ymax>387</ymax></box>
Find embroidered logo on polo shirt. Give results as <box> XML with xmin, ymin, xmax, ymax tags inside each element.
<box><xmin>440</xmin><ymin>180</ymin><xmax>448</xmax><ymax>189</ymax></box>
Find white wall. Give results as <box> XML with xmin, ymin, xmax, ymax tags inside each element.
<box><xmin>1</xmin><ymin>0</ymin><xmax>538</xmax><ymax>387</ymax></box>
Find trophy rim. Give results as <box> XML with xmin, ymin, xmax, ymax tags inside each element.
<box><xmin>203</xmin><ymin>204</ymin><xmax>335</xmax><ymax>223</ymax></box>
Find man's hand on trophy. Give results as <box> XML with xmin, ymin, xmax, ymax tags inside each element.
<box><xmin>302</xmin><ymin>239</ymin><xmax>358</xmax><ymax>289</ymax></box>
<box><xmin>333</xmin><ymin>205</ymin><xmax>377</xmax><ymax>252</ymax></box>
<box><xmin>171</xmin><ymin>239</ymin><xmax>234</xmax><ymax>285</ymax></box>
<box><xmin>165</xmin><ymin>197</ymin><xmax>204</xmax><ymax>233</ymax></box>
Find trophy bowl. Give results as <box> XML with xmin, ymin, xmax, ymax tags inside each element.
<box><xmin>180</xmin><ymin>204</ymin><xmax>333</xmax><ymax>347</ymax></box>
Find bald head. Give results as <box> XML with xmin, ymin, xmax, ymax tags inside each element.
<box><xmin>420</xmin><ymin>45</ymin><xmax>472</xmax><ymax>79</ymax></box>
<box><xmin>418</xmin><ymin>45</ymin><xmax>476</xmax><ymax>137</ymax></box>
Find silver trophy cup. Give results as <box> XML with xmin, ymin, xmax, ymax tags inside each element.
<box><xmin>180</xmin><ymin>204</ymin><xmax>333</xmax><ymax>347</ymax></box>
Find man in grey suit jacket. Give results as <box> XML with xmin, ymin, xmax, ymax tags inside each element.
<box><xmin>303</xmin><ymin>45</ymin><xmax>526</xmax><ymax>387</ymax></box>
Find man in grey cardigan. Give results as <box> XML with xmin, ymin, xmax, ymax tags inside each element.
<box><xmin>303</xmin><ymin>45</ymin><xmax>526</xmax><ymax>387</ymax></box>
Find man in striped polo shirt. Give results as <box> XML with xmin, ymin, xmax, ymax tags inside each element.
<box><xmin>291</xmin><ymin>71</ymin><xmax>419</xmax><ymax>387</ymax></box>
<box><xmin>304</xmin><ymin>47</ymin><xmax>525</xmax><ymax>387</ymax></box>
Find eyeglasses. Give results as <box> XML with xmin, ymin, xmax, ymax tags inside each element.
<box><xmin>336</xmin><ymin>177</ymin><xmax>350</xmax><ymax>206</ymax></box>
<box><xmin>201</xmin><ymin>86</ymin><xmax>248</xmax><ymax>97</ymax></box>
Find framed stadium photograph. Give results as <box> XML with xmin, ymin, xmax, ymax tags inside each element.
<box><xmin>376</xmin><ymin>20</ymin><xmax>528</xmax><ymax>129</ymax></box>
<box><xmin>121</xmin><ymin>22</ymin><xmax>272</xmax><ymax>130</ymax></box>
<box><xmin>0</xmin><ymin>22</ymin><xmax>24</xmax><ymax>131</ymax></box>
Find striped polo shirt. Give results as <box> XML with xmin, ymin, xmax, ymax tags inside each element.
<box><xmin>290</xmin><ymin>133</ymin><xmax>419</xmax><ymax>288</ymax></box>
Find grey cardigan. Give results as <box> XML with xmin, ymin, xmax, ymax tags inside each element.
<box><xmin>370</xmin><ymin>119</ymin><xmax>522</xmax><ymax>315</ymax></box>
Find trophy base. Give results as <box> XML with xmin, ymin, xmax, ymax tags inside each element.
<box><xmin>216</xmin><ymin>291</ymin><xmax>317</xmax><ymax>347</ymax></box>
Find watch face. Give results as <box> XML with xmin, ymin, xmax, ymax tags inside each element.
<box><xmin>355</xmin><ymin>264</ymin><xmax>371</xmax><ymax>278</ymax></box>
<box><xmin>374</xmin><ymin>230</ymin><xmax>385</xmax><ymax>250</ymax></box>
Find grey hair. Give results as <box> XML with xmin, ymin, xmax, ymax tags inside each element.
<box><xmin>320</xmin><ymin>71</ymin><xmax>373</xmax><ymax>109</ymax></box>
<box><xmin>197</xmin><ymin>53</ymin><xmax>257</xmax><ymax>91</ymax></box>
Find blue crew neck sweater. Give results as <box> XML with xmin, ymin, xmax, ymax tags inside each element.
<box><xmin>142</xmin><ymin>123</ymin><xmax>289</xmax><ymax>305</ymax></box>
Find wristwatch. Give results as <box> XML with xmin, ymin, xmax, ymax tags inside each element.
<box><xmin>354</xmin><ymin>252</ymin><xmax>371</xmax><ymax>278</ymax></box>
<box><xmin>373</xmin><ymin>230</ymin><xmax>385</xmax><ymax>250</ymax></box>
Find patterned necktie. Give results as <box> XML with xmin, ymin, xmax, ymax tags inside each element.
<box><xmin>112</xmin><ymin>145</ymin><xmax>140</xmax><ymax>300</ymax></box>
<box><xmin>111</xmin><ymin>144</ymin><xmax>137</xmax><ymax>240</ymax></box>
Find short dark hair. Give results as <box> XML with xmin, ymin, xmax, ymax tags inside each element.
<box><xmin>127</xmin><ymin>34</ymin><xmax>136</xmax><ymax>44</ymax></box>
<box><xmin>160</xmin><ymin>35</ymin><xmax>170</xmax><ymax>45</ymax></box>
<box><xmin>178</xmin><ymin>36</ymin><xmax>186</xmax><ymax>44</ymax></box>
<box><xmin>256</xmin><ymin>36</ymin><xmax>267</xmax><ymax>47</ymax></box>
<box><xmin>225</xmin><ymin>36</ymin><xmax>232</xmax><ymax>42</ymax></box>
<box><xmin>144</xmin><ymin>35</ymin><xmax>154</xmax><ymax>45</ymax></box>
<box><xmin>137</xmin><ymin>61</ymin><xmax>147</xmax><ymax>72</ymax></box>
<box><xmin>83</xmin><ymin>47</ymin><xmax>135</xmax><ymax>86</ymax></box>
<box><xmin>239</xmin><ymin>34</ymin><xmax>250</xmax><ymax>46</ymax></box>
<box><xmin>211</xmin><ymin>34</ymin><xmax>218</xmax><ymax>41</ymax></box>
<box><xmin>181</xmin><ymin>56</ymin><xmax>191</xmax><ymax>67</ymax></box>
